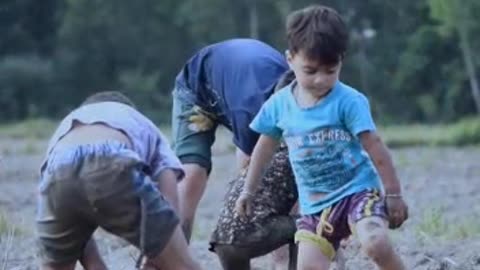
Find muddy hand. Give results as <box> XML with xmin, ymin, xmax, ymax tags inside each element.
<box><xmin>234</xmin><ymin>192</ymin><xmax>252</xmax><ymax>218</ymax></box>
<box><xmin>386</xmin><ymin>196</ymin><xmax>409</xmax><ymax>229</ymax></box>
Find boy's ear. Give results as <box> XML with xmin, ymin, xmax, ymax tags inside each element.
<box><xmin>285</xmin><ymin>50</ymin><xmax>294</xmax><ymax>69</ymax></box>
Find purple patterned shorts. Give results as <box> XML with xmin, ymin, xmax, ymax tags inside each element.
<box><xmin>295</xmin><ymin>189</ymin><xmax>387</xmax><ymax>260</ymax></box>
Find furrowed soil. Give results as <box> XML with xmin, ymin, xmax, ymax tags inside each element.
<box><xmin>0</xmin><ymin>135</ymin><xmax>479</xmax><ymax>270</ymax></box>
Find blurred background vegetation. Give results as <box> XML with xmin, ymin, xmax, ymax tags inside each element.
<box><xmin>0</xmin><ymin>0</ymin><xmax>479</xmax><ymax>146</ymax></box>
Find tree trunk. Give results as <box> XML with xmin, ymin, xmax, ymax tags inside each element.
<box><xmin>275</xmin><ymin>0</ymin><xmax>292</xmax><ymax>24</ymax></box>
<box><xmin>248</xmin><ymin>0</ymin><xmax>258</xmax><ymax>39</ymax></box>
<box><xmin>458</xmin><ymin>25</ymin><xmax>480</xmax><ymax>113</ymax></box>
<box><xmin>454</xmin><ymin>1</ymin><xmax>480</xmax><ymax>114</ymax></box>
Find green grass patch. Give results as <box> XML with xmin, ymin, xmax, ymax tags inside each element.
<box><xmin>0</xmin><ymin>140</ymin><xmax>41</xmax><ymax>157</ymax></box>
<box><xmin>0</xmin><ymin>118</ymin><xmax>172</xmax><ymax>143</ymax></box>
<box><xmin>158</xmin><ymin>124</ymin><xmax>172</xmax><ymax>141</ymax></box>
<box><xmin>22</xmin><ymin>140</ymin><xmax>40</xmax><ymax>154</ymax></box>
<box><xmin>189</xmin><ymin>221</ymin><xmax>213</xmax><ymax>241</ymax></box>
<box><xmin>415</xmin><ymin>208</ymin><xmax>480</xmax><ymax>242</ymax></box>
<box><xmin>1</xmin><ymin>116</ymin><xmax>478</xmax><ymax>148</ymax></box>
<box><xmin>380</xmin><ymin>117</ymin><xmax>480</xmax><ymax>148</ymax></box>
<box><xmin>0</xmin><ymin>118</ymin><xmax>56</xmax><ymax>140</ymax></box>
<box><xmin>0</xmin><ymin>212</ymin><xmax>23</xmax><ymax>236</ymax></box>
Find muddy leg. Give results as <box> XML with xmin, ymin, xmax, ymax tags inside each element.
<box><xmin>215</xmin><ymin>244</ymin><xmax>251</xmax><ymax>270</ymax></box>
<box><xmin>266</xmin><ymin>216</ymin><xmax>297</xmax><ymax>270</ymax></box>
<box><xmin>288</xmin><ymin>242</ymin><xmax>297</xmax><ymax>270</ymax></box>
<box><xmin>216</xmin><ymin>216</ymin><xmax>297</xmax><ymax>270</ymax></box>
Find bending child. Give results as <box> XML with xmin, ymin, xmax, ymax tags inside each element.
<box><xmin>236</xmin><ymin>5</ymin><xmax>408</xmax><ymax>270</ymax></box>
<box><xmin>209</xmin><ymin>140</ymin><xmax>298</xmax><ymax>270</ymax></box>
<box><xmin>36</xmin><ymin>91</ymin><xmax>202</xmax><ymax>270</ymax></box>
<box><xmin>171</xmin><ymin>38</ymin><xmax>288</xmax><ymax>243</ymax></box>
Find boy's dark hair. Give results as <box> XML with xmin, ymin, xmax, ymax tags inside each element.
<box><xmin>286</xmin><ymin>5</ymin><xmax>349</xmax><ymax>66</ymax></box>
<box><xmin>81</xmin><ymin>91</ymin><xmax>136</xmax><ymax>108</ymax></box>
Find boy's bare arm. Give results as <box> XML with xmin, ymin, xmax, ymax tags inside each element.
<box><xmin>155</xmin><ymin>169</ymin><xmax>180</xmax><ymax>212</ymax></box>
<box><xmin>359</xmin><ymin>131</ymin><xmax>408</xmax><ymax>228</ymax></box>
<box><xmin>235</xmin><ymin>135</ymin><xmax>279</xmax><ymax>217</ymax></box>
<box><xmin>359</xmin><ymin>131</ymin><xmax>401</xmax><ymax>194</ymax></box>
<box><xmin>236</xmin><ymin>147</ymin><xmax>251</xmax><ymax>170</ymax></box>
<box><xmin>243</xmin><ymin>135</ymin><xmax>280</xmax><ymax>193</ymax></box>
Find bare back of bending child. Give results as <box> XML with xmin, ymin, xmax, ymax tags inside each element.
<box><xmin>36</xmin><ymin>91</ymin><xmax>202</xmax><ymax>270</ymax></box>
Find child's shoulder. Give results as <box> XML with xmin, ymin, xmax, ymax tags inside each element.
<box><xmin>270</xmin><ymin>82</ymin><xmax>294</xmax><ymax>101</ymax></box>
<box><xmin>259</xmin><ymin>84</ymin><xmax>292</xmax><ymax>115</ymax></box>
<box><xmin>336</xmin><ymin>81</ymin><xmax>370</xmax><ymax>103</ymax></box>
<box><xmin>337</xmin><ymin>81</ymin><xmax>363</xmax><ymax>97</ymax></box>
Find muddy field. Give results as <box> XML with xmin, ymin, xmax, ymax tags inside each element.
<box><xmin>0</xmin><ymin>135</ymin><xmax>479</xmax><ymax>270</ymax></box>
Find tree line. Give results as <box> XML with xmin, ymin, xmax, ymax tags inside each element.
<box><xmin>0</xmin><ymin>0</ymin><xmax>479</xmax><ymax>124</ymax></box>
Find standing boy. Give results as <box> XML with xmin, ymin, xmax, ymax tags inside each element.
<box><xmin>236</xmin><ymin>5</ymin><xmax>408</xmax><ymax>270</ymax></box>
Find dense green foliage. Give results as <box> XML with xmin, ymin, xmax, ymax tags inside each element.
<box><xmin>0</xmin><ymin>0</ymin><xmax>479</xmax><ymax>124</ymax></box>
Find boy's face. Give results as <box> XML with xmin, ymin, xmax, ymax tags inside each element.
<box><xmin>286</xmin><ymin>50</ymin><xmax>341</xmax><ymax>98</ymax></box>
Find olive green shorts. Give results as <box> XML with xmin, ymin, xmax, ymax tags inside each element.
<box><xmin>36</xmin><ymin>141</ymin><xmax>179</xmax><ymax>265</ymax></box>
<box><xmin>171</xmin><ymin>94</ymin><xmax>220</xmax><ymax>174</ymax></box>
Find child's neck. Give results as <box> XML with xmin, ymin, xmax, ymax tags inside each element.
<box><xmin>293</xmin><ymin>84</ymin><xmax>329</xmax><ymax>109</ymax></box>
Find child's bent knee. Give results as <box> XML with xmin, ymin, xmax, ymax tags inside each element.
<box><xmin>297</xmin><ymin>241</ymin><xmax>331</xmax><ymax>270</ymax></box>
<box><xmin>355</xmin><ymin>216</ymin><xmax>388</xmax><ymax>242</ymax></box>
<box><xmin>362</xmin><ymin>232</ymin><xmax>394</xmax><ymax>262</ymax></box>
<box><xmin>356</xmin><ymin>218</ymin><xmax>400</xmax><ymax>266</ymax></box>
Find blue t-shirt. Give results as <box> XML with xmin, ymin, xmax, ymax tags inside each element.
<box><xmin>175</xmin><ymin>38</ymin><xmax>288</xmax><ymax>155</ymax></box>
<box><xmin>250</xmin><ymin>80</ymin><xmax>382</xmax><ymax>215</ymax></box>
